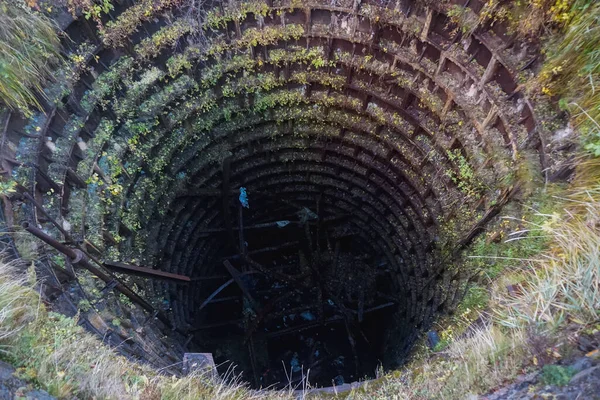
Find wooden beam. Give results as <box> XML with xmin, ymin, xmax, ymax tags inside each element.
<box><xmin>188</xmin><ymin>319</ymin><xmax>242</xmax><ymax>332</ymax></box>
<box><xmin>177</xmin><ymin>188</ymin><xmax>238</xmax><ymax>198</ymax></box>
<box><xmin>103</xmin><ymin>261</ymin><xmax>191</xmax><ymax>282</ymax></box>
<box><xmin>222</xmin><ymin>260</ymin><xmax>259</xmax><ymax>311</ymax></box>
<box><xmin>222</xmin><ymin>156</ymin><xmax>235</xmax><ymax>249</ymax></box>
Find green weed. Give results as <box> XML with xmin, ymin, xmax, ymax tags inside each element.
<box><xmin>540</xmin><ymin>365</ymin><xmax>575</xmax><ymax>386</ymax></box>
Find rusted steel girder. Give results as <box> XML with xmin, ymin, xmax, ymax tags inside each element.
<box><xmin>22</xmin><ymin>222</ymin><xmax>174</xmax><ymax>329</ymax></box>
<box><xmin>103</xmin><ymin>261</ymin><xmax>191</xmax><ymax>283</ymax></box>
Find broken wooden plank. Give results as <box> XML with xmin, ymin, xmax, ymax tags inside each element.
<box><xmin>196</xmin><ymin>278</ymin><xmax>237</xmax><ymax>314</ymax></box>
<box><xmin>222</xmin><ymin>260</ymin><xmax>259</xmax><ymax>311</ymax></box>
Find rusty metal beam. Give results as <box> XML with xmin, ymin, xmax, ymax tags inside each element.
<box><xmin>103</xmin><ymin>261</ymin><xmax>191</xmax><ymax>282</ymax></box>
<box><xmin>22</xmin><ymin>222</ymin><xmax>174</xmax><ymax>330</ymax></box>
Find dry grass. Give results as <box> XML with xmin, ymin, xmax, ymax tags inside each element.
<box><xmin>0</xmin><ymin>0</ymin><xmax>61</xmax><ymax>115</ymax></box>
<box><xmin>498</xmin><ymin>188</ymin><xmax>600</xmax><ymax>331</ymax></box>
<box><xmin>0</xmin><ymin>261</ymin><xmax>37</xmax><ymax>342</ymax></box>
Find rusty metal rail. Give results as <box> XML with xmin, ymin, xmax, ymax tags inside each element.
<box><xmin>22</xmin><ymin>219</ymin><xmax>175</xmax><ymax>330</ymax></box>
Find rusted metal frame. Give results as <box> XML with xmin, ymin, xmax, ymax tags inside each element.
<box><xmin>82</xmin><ymin>239</ymin><xmax>103</xmax><ymax>257</ymax></box>
<box><xmin>103</xmin><ymin>261</ymin><xmax>191</xmax><ymax>282</ymax></box>
<box><xmin>21</xmin><ymin>195</ymin><xmax>177</xmax><ymax>329</ymax></box>
<box><xmin>206</xmin><ymin>282</ymin><xmax>291</xmax><ymax>306</ymax></box>
<box><xmin>206</xmin><ymin>295</ymin><xmax>239</xmax><ymax>304</ymax></box>
<box><xmin>249</xmin><ymin>187</ymin><xmax>411</xmax><ymax>273</ymax></box>
<box><xmin>23</xmin><ymin>222</ymin><xmax>174</xmax><ymax>328</ymax></box>
<box><xmin>21</xmin><ymin>192</ymin><xmax>73</xmax><ymax>243</ymax></box>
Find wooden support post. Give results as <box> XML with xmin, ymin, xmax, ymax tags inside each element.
<box><xmin>454</xmin><ymin>184</ymin><xmax>519</xmax><ymax>253</ymax></box>
<box><xmin>421</xmin><ymin>9</ymin><xmax>434</xmax><ymax>41</ymax></box>
<box><xmin>247</xmin><ymin>337</ymin><xmax>260</xmax><ymax>388</ymax></box>
<box><xmin>357</xmin><ymin>285</ymin><xmax>365</xmax><ymax>323</ymax></box>
<box><xmin>222</xmin><ymin>156</ymin><xmax>235</xmax><ymax>249</ymax></box>
<box><xmin>480</xmin><ymin>57</ymin><xmax>498</xmax><ymax>87</ymax></box>
<box><xmin>344</xmin><ymin>320</ymin><xmax>359</xmax><ymax>377</ymax></box>
<box><xmin>238</xmin><ymin>204</ymin><xmax>246</xmax><ymax>261</ymax></box>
